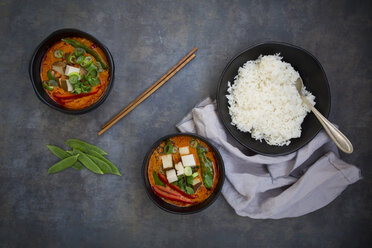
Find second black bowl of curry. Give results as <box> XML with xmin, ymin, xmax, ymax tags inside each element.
<box><xmin>142</xmin><ymin>133</ymin><xmax>225</xmax><ymax>214</ymax></box>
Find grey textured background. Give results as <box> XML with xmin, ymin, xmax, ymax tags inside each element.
<box><xmin>0</xmin><ymin>0</ymin><xmax>371</xmax><ymax>247</ymax></box>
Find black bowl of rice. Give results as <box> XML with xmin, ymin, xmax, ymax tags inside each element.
<box><xmin>217</xmin><ymin>42</ymin><xmax>330</xmax><ymax>156</ymax></box>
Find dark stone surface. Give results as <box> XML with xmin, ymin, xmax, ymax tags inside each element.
<box><xmin>0</xmin><ymin>0</ymin><xmax>371</xmax><ymax>247</ymax></box>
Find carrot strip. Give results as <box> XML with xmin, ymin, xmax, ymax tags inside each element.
<box><xmin>157</xmin><ymin>172</ymin><xmax>197</xmax><ymax>199</ymax></box>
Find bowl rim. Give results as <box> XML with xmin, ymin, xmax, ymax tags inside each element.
<box><xmin>216</xmin><ymin>41</ymin><xmax>331</xmax><ymax>156</ymax></box>
<box><xmin>29</xmin><ymin>28</ymin><xmax>115</xmax><ymax>115</ymax></box>
<box><xmin>142</xmin><ymin>132</ymin><xmax>225</xmax><ymax>214</ymax></box>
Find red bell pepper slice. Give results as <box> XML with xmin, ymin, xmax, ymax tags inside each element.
<box><xmin>152</xmin><ymin>186</ymin><xmax>195</xmax><ymax>204</ymax></box>
<box><xmin>157</xmin><ymin>172</ymin><xmax>196</xmax><ymax>199</ymax></box>
<box><xmin>153</xmin><ymin>185</ymin><xmax>181</xmax><ymax>197</ymax></box>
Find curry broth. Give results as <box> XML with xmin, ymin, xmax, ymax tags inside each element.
<box><xmin>40</xmin><ymin>37</ymin><xmax>110</xmax><ymax>110</ymax></box>
<box><xmin>148</xmin><ymin>136</ymin><xmax>219</xmax><ymax>207</ymax></box>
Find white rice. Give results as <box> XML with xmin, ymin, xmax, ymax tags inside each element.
<box><xmin>226</xmin><ymin>54</ymin><xmax>315</xmax><ymax>146</ymax></box>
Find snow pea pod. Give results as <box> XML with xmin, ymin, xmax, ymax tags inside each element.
<box><xmin>61</xmin><ymin>39</ymin><xmax>108</xmax><ymax>69</ymax></box>
<box><xmin>74</xmin><ymin>149</ymin><xmax>103</xmax><ymax>174</ymax></box>
<box><xmin>46</xmin><ymin>145</ymin><xmax>83</xmax><ymax>170</ymax></box>
<box><xmin>87</xmin><ymin>154</ymin><xmax>113</xmax><ymax>174</ymax></box>
<box><xmin>48</xmin><ymin>155</ymin><xmax>79</xmax><ymax>174</ymax></box>
<box><xmin>87</xmin><ymin>150</ymin><xmax>121</xmax><ymax>176</ymax></box>
<box><xmin>65</xmin><ymin>139</ymin><xmax>107</xmax><ymax>155</ymax></box>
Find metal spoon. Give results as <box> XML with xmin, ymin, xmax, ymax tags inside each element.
<box><xmin>295</xmin><ymin>77</ymin><xmax>353</xmax><ymax>154</ymax></box>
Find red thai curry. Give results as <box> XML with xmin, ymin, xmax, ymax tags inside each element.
<box><xmin>148</xmin><ymin>135</ymin><xmax>219</xmax><ymax>207</ymax></box>
<box><xmin>40</xmin><ymin>37</ymin><xmax>110</xmax><ymax>110</ymax></box>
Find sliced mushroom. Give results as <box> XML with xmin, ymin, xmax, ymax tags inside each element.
<box><xmin>193</xmin><ymin>182</ymin><xmax>202</xmax><ymax>192</ymax></box>
<box><xmin>52</xmin><ymin>61</ymin><xmax>66</xmax><ymax>75</ymax></box>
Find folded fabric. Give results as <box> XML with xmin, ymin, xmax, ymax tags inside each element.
<box><xmin>176</xmin><ymin>98</ymin><xmax>361</xmax><ymax>219</ymax></box>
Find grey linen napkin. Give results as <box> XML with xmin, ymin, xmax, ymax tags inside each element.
<box><xmin>176</xmin><ymin>98</ymin><xmax>361</xmax><ymax>219</ymax></box>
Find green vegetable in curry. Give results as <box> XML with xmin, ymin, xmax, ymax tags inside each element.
<box><xmin>53</xmin><ymin>49</ymin><xmax>64</xmax><ymax>58</ymax></box>
<box><xmin>153</xmin><ymin>172</ymin><xmax>165</xmax><ymax>186</ymax></box>
<box><xmin>196</xmin><ymin>143</ymin><xmax>214</xmax><ymax>189</ymax></box>
<box><xmin>61</xmin><ymin>38</ymin><xmax>108</xmax><ymax>69</ymax></box>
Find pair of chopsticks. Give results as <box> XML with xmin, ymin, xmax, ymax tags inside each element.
<box><xmin>98</xmin><ymin>47</ymin><xmax>198</xmax><ymax>135</ymax></box>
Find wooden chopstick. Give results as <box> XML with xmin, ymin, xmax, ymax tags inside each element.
<box><xmin>98</xmin><ymin>51</ymin><xmax>197</xmax><ymax>136</ymax></box>
<box><xmin>101</xmin><ymin>47</ymin><xmax>198</xmax><ymax>130</ymax></box>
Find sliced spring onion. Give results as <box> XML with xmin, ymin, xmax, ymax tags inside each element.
<box><xmin>68</xmin><ymin>71</ymin><xmax>80</xmax><ymax>79</ymax></box>
<box><xmin>74</xmin><ymin>47</ymin><xmax>85</xmax><ymax>57</ymax></box>
<box><xmin>164</xmin><ymin>143</ymin><xmax>173</xmax><ymax>154</ymax></box>
<box><xmin>69</xmin><ymin>75</ymin><xmax>79</xmax><ymax>84</ymax></box>
<box><xmin>80</xmin><ymin>56</ymin><xmax>93</xmax><ymax>68</ymax></box>
<box><xmin>88</xmin><ymin>77</ymin><xmax>100</xmax><ymax>86</ymax></box>
<box><xmin>88</xmin><ymin>68</ymin><xmax>98</xmax><ymax>78</ymax></box>
<box><xmin>61</xmin><ymin>38</ymin><xmax>108</xmax><ymax>69</ymax></box>
<box><xmin>189</xmin><ymin>139</ymin><xmax>198</xmax><ymax>148</ymax></box>
<box><xmin>73</xmin><ymin>87</ymin><xmax>82</xmax><ymax>94</ymax></box>
<box><xmin>53</xmin><ymin>49</ymin><xmax>64</xmax><ymax>58</ymax></box>
<box><xmin>47</xmin><ymin>70</ymin><xmax>55</xmax><ymax>80</ymax></box>
<box><xmin>43</xmin><ymin>81</ymin><xmax>54</xmax><ymax>91</ymax></box>
<box><xmin>87</xmin><ymin>63</ymin><xmax>97</xmax><ymax>71</ymax></box>
<box><xmin>81</xmin><ymin>84</ymin><xmax>92</xmax><ymax>93</ymax></box>
<box><xmin>76</xmin><ymin>56</ymin><xmax>85</xmax><ymax>64</ymax></box>
<box><xmin>184</xmin><ymin>166</ymin><xmax>192</xmax><ymax>176</ymax></box>
<box><xmin>68</xmin><ymin>54</ymin><xmax>77</xmax><ymax>64</ymax></box>
<box><xmin>192</xmin><ymin>172</ymin><xmax>199</xmax><ymax>178</ymax></box>
<box><xmin>96</xmin><ymin>62</ymin><xmax>103</xmax><ymax>72</ymax></box>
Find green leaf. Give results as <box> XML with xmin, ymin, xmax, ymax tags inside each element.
<box><xmin>153</xmin><ymin>172</ymin><xmax>165</xmax><ymax>186</ymax></box>
<box><xmin>48</xmin><ymin>155</ymin><xmax>79</xmax><ymax>174</ymax></box>
<box><xmin>186</xmin><ymin>175</ymin><xmax>194</xmax><ymax>185</ymax></box>
<box><xmin>87</xmin><ymin>150</ymin><xmax>121</xmax><ymax>176</ymax></box>
<box><xmin>196</xmin><ymin>144</ymin><xmax>214</xmax><ymax>189</ymax></box>
<box><xmin>65</xmin><ymin>139</ymin><xmax>107</xmax><ymax>156</ymax></box>
<box><xmin>74</xmin><ymin>149</ymin><xmax>103</xmax><ymax>174</ymax></box>
<box><xmin>87</xmin><ymin>154</ymin><xmax>115</xmax><ymax>175</ymax></box>
<box><xmin>71</xmin><ymin>163</ymin><xmax>84</xmax><ymax>170</ymax></box>
<box><xmin>47</xmin><ymin>145</ymin><xmax>83</xmax><ymax>170</ymax></box>
<box><xmin>185</xmin><ymin>186</ymin><xmax>194</xmax><ymax>195</ymax></box>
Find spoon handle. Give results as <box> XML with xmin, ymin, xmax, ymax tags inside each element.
<box><xmin>303</xmin><ymin>97</ymin><xmax>353</xmax><ymax>154</ymax></box>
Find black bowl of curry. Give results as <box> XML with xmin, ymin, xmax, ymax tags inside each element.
<box><xmin>29</xmin><ymin>28</ymin><xmax>114</xmax><ymax>114</ymax></box>
<box><xmin>143</xmin><ymin>133</ymin><xmax>225</xmax><ymax>214</ymax></box>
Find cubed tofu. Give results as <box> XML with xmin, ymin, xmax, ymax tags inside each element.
<box><xmin>181</xmin><ymin>154</ymin><xmax>196</xmax><ymax>167</ymax></box>
<box><xmin>179</xmin><ymin>146</ymin><xmax>190</xmax><ymax>155</ymax></box>
<box><xmin>175</xmin><ymin>162</ymin><xmax>184</xmax><ymax>176</ymax></box>
<box><xmin>59</xmin><ymin>79</ymin><xmax>73</xmax><ymax>92</ymax></box>
<box><xmin>161</xmin><ymin>154</ymin><xmax>173</xmax><ymax>170</ymax></box>
<box><xmin>166</xmin><ymin>169</ymin><xmax>178</xmax><ymax>183</ymax></box>
<box><xmin>65</xmin><ymin>65</ymin><xmax>80</xmax><ymax>76</ymax></box>
<box><xmin>65</xmin><ymin>79</ymin><xmax>73</xmax><ymax>92</ymax></box>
